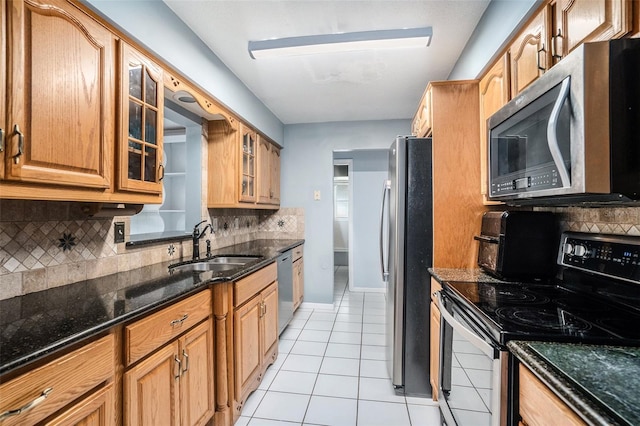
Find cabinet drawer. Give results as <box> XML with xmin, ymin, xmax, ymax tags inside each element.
<box><xmin>519</xmin><ymin>365</ymin><xmax>585</xmax><ymax>426</ymax></box>
<box><xmin>292</xmin><ymin>245</ymin><xmax>303</xmax><ymax>262</ymax></box>
<box><xmin>0</xmin><ymin>334</ymin><xmax>114</xmax><ymax>426</ymax></box>
<box><xmin>234</xmin><ymin>262</ymin><xmax>277</xmax><ymax>307</ymax></box>
<box><xmin>125</xmin><ymin>290</ymin><xmax>212</xmax><ymax>365</ymax></box>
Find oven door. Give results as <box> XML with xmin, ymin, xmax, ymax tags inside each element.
<box><xmin>436</xmin><ymin>291</ymin><xmax>505</xmax><ymax>426</ymax></box>
<box><xmin>488</xmin><ymin>76</ymin><xmax>572</xmax><ymax>200</ymax></box>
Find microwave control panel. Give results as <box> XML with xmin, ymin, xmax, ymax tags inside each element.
<box><xmin>559</xmin><ymin>232</ymin><xmax>640</xmax><ymax>282</ymax></box>
<box><xmin>490</xmin><ymin>167</ymin><xmax>562</xmax><ymax>197</ymax></box>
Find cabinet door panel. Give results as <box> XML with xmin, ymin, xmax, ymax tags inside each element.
<box><xmin>555</xmin><ymin>0</ymin><xmax>630</xmax><ymax>57</ymax></box>
<box><xmin>0</xmin><ymin>0</ymin><xmax>6</xmax><ymax>180</ymax></box>
<box><xmin>261</xmin><ymin>281</ymin><xmax>279</xmax><ymax>363</ymax></box>
<box><xmin>509</xmin><ymin>7</ymin><xmax>548</xmax><ymax>96</ymax></box>
<box><xmin>257</xmin><ymin>138</ymin><xmax>270</xmax><ymax>204</ymax></box>
<box><xmin>234</xmin><ymin>296</ymin><xmax>262</xmax><ymax>401</ymax></box>
<box><xmin>479</xmin><ymin>55</ymin><xmax>509</xmax><ymax>200</ymax></box>
<box><xmin>118</xmin><ymin>42</ymin><xmax>163</xmax><ymax>194</ymax></box>
<box><xmin>180</xmin><ymin>321</ymin><xmax>215</xmax><ymax>426</ymax></box>
<box><xmin>269</xmin><ymin>146</ymin><xmax>280</xmax><ymax>204</ymax></box>
<box><xmin>44</xmin><ymin>384</ymin><xmax>115</xmax><ymax>426</ymax></box>
<box><xmin>6</xmin><ymin>0</ymin><xmax>114</xmax><ymax>188</ymax></box>
<box><xmin>125</xmin><ymin>342</ymin><xmax>180</xmax><ymax>426</ymax></box>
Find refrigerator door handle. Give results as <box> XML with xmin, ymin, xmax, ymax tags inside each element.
<box><xmin>379</xmin><ymin>179</ymin><xmax>391</xmax><ymax>281</ymax></box>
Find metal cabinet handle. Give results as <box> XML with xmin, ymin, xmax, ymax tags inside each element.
<box><xmin>182</xmin><ymin>349</ymin><xmax>189</xmax><ymax>375</ymax></box>
<box><xmin>537</xmin><ymin>43</ymin><xmax>547</xmax><ymax>72</ymax></box>
<box><xmin>0</xmin><ymin>127</ymin><xmax>4</xmax><ymax>152</ymax></box>
<box><xmin>13</xmin><ymin>124</ymin><xmax>24</xmax><ymax>164</ymax></box>
<box><xmin>174</xmin><ymin>356</ymin><xmax>182</xmax><ymax>379</ymax></box>
<box><xmin>158</xmin><ymin>164</ymin><xmax>165</xmax><ymax>181</ymax></box>
<box><xmin>170</xmin><ymin>314</ymin><xmax>188</xmax><ymax>327</ymax></box>
<box><xmin>552</xmin><ymin>29</ymin><xmax>563</xmax><ymax>60</ymax></box>
<box><xmin>0</xmin><ymin>388</ymin><xmax>53</xmax><ymax>421</ymax></box>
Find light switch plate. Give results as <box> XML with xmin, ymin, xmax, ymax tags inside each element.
<box><xmin>314</xmin><ymin>190</ymin><xmax>321</xmax><ymax>200</ymax></box>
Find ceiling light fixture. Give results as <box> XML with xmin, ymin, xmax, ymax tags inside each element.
<box><xmin>248</xmin><ymin>27</ymin><xmax>432</xmax><ymax>59</ymax></box>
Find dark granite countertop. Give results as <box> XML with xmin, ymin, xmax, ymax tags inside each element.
<box><xmin>428</xmin><ymin>267</ymin><xmax>506</xmax><ymax>284</ymax></box>
<box><xmin>508</xmin><ymin>341</ymin><xmax>640</xmax><ymax>426</ymax></box>
<box><xmin>0</xmin><ymin>238</ymin><xmax>303</xmax><ymax>377</ymax></box>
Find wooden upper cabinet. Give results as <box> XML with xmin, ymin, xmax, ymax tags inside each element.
<box><xmin>239</xmin><ymin>125</ymin><xmax>257</xmax><ymax>203</ymax></box>
<box><xmin>551</xmin><ymin>0</ymin><xmax>631</xmax><ymax>63</ymax></box>
<box><xmin>208</xmin><ymin>120</ymin><xmax>280</xmax><ymax>209</ymax></box>
<box><xmin>270</xmin><ymin>145</ymin><xmax>281</xmax><ymax>205</ymax></box>
<box><xmin>479</xmin><ymin>55</ymin><xmax>509</xmax><ymax>201</ymax></box>
<box><xmin>118</xmin><ymin>42</ymin><xmax>164</xmax><ymax>194</ymax></box>
<box><xmin>5</xmin><ymin>0</ymin><xmax>115</xmax><ymax>189</ymax></box>
<box><xmin>257</xmin><ymin>136</ymin><xmax>281</xmax><ymax>205</ymax></box>
<box><xmin>412</xmin><ymin>86</ymin><xmax>432</xmax><ymax>137</ymax></box>
<box><xmin>0</xmin><ymin>0</ymin><xmax>6</xmax><ymax>180</ymax></box>
<box><xmin>509</xmin><ymin>6</ymin><xmax>550</xmax><ymax>96</ymax></box>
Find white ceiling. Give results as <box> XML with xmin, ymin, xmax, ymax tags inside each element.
<box><xmin>163</xmin><ymin>0</ymin><xmax>490</xmax><ymax>125</ymax></box>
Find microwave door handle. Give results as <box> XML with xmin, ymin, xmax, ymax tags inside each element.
<box><xmin>547</xmin><ymin>76</ymin><xmax>572</xmax><ymax>188</ymax></box>
<box><xmin>435</xmin><ymin>291</ymin><xmax>495</xmax><ymax>358</ymax></box>
<box><xmin>379</xmin><ymin>180</ymin><xmax>391</xmax><ymax>281</ymax></box>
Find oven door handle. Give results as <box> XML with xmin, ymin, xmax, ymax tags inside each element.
<box><xmin>547</xmin><ymin>76</ymin><xmax>571</xmax><ymax>188</ymax></box>
<box><xmin>435</xmin><ymin>291</ymin><xmax>497</xmax><ymax>358</ymax></box>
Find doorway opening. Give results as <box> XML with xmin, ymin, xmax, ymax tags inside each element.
<box><xmin>333</xmin><ymin>149</ymin><xmax>389</xmax><ymax>293</ymax></box>
<box><xmin>333</xmin><ymin>159</ymin><xmax>353</xmax><ymax>290</ymax></box>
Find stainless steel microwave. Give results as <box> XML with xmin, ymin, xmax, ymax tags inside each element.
<box><xmin>487</xmin><ymin>38</ymin><xmax>640</xmax><ymax>204</ymax></box>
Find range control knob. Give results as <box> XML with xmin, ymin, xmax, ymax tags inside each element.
<box><xmin>563</xmin><ymin>243</ymin><xmax>574</xmax><ymax>255</ymax></box>
<box><xmin>573</xmin><ymin>244</ymin><xmax>588</xmax><ymax>257</ymax></box>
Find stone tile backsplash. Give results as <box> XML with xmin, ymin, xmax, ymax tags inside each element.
<box><xmin>0</xmin><ymin>200</ymin><xmax>305</xmax><ymax>300</ymax></box>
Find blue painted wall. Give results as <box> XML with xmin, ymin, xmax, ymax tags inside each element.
<box><xmin>281</xmin><ymin>121</ymin><xmax>409</xmax><ymax>304</ymax></box>
<box><xmin>449</xmin><ymin>0</ymin><xmax>541</xmax><ymax>79</ymax></box>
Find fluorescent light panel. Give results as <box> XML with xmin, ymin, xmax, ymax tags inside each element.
<box><xmin>248</xmin><ymin>27</ymin><xmax>432</xmax><ymax>59</ymax></box>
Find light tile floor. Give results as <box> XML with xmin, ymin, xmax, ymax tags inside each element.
<box><xmin>235</xmin><ymin>266</ymin><xmax>440</xmax><ymax>426</ymax></box>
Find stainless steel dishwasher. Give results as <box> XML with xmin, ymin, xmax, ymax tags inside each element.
<box><xmin>277</xmin><ymin>251</ymin><xmax>294</xmax><ymax>334</ymax></box>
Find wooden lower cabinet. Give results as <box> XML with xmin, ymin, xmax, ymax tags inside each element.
<box><xmin>292</xmin><ymin>257</ymin><xmax>304</xmax><ymax>311</ymax></box>
<box><xmin>429</xmin><ymin>277</ymin><xmax>442</xmax><ymax>401</ymax></box>
<box><xmin>124</xmin><ymin>319</ymin><xmax>214</xmax><ymax>426</ymax></box>
<box><xmin>518</xmin><ymin>364</ymin><xmax>585</xmax><ymax>426</ymax></box>
<box><xmin>0</xmin><ymin>335</ymin><xmax>114</xmax><ymax>426</ymax></box>
<box><xmin>232</xmin><ymin>265</ymin><xmax>279</xmax><ymax>419</ymax></box>
<box><xmin>44</xmin><ymin>383</ymin><xmax>115</xmax><ymax>426</ymax></box>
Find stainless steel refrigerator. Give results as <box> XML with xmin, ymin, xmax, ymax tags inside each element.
<box><xmin>380</xmin><ymin>136</ymin><xmax>433</xmax><ymax>397</ymax></box>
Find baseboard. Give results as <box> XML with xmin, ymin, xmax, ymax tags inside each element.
<box><xmin>348</xmin><ymin>286</ymin><xmax>386</xmax><ymax>293</ymax></box>
<box><xmin>298</xmin><ymin>301</ymin><xmax>335</xmax><ymax>311</ymax></box>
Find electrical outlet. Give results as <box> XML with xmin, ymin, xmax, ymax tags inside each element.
<box><xmin>234</xmin><ymin>217</ymin><xmax>239</xmax><ymax>229</ymax></box>
<box><xmin>314</xmin><ymin>190</ymin><xmax>321</xmax><ymax>200</ymax></box>
<box><xmin>212</xmin><ymin>218</ymin><xmax>218</xmax><ymax>232</ymax></box>
<box><xmin>114</xmin><ymin>222</ymin><xmax>125</xmax><ymax>244</ymax></box>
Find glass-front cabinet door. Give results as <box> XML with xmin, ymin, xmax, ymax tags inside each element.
<box><xmin>119</xmin><ymin>42</ymin><xmax>163</xmax><ymax>194</ymax></box>
<box><xmin>240</xmin><ymin>125</ymin><xmax>256</xmax><ymax>202</ymax></box>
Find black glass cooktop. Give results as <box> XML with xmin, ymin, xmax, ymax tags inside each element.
<box><xmin>444</xmin><ymin>280</ymin><xmax>640</xmax><ymax>346</ymax></box>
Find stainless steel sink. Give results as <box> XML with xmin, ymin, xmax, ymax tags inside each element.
<box><xmin>169</xmin><ymin>255</ymin><xmax>262</xmax><ymax>274</ymax></box>
<box><xmin>208</xmin><ymin>256</ymin><xmax>262</xmax><ymax>264</ymax></box>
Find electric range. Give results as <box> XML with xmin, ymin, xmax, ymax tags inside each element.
<box><xmin>437</xmin><ymin>232</ymin><xmax>640</xmax><ymax>426</ymax></box>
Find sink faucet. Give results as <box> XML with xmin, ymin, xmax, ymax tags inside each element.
<box><xmin>192</xmin><ymin>220</ymin><xmax>213</xmax><ymax>260</ymax></box>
